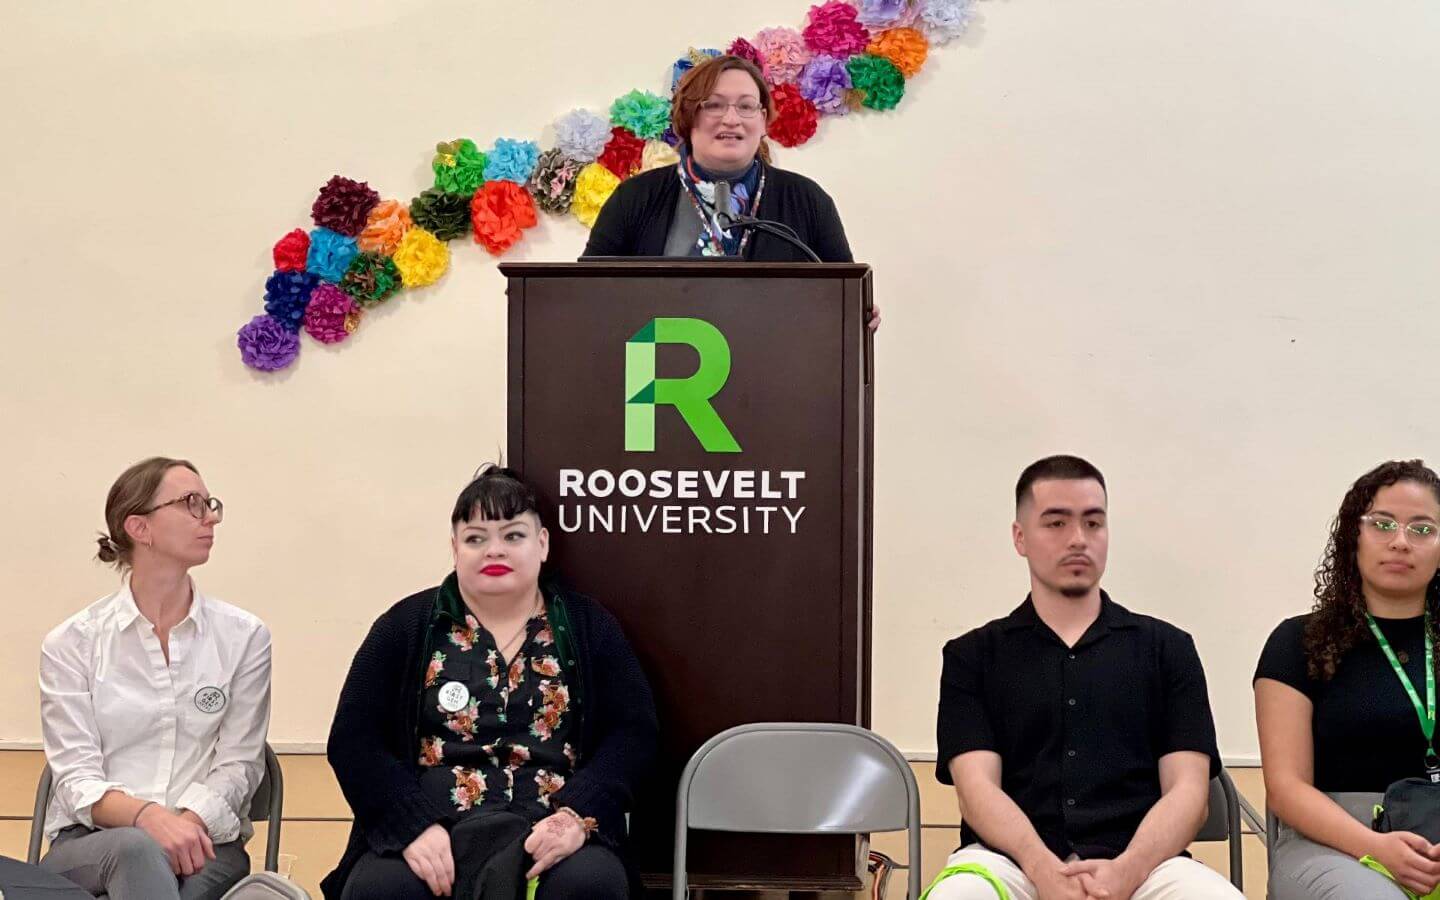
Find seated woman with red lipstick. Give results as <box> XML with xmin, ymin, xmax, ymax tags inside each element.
<box><xmin>323</xmin><ymin>466</ymin><xmax>657</xmax><ymax>900</ymax></box>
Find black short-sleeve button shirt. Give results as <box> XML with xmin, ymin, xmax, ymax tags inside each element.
<box><xmin>936</xmin><ymin>593</ymin><xmax>1221</xmax><ymax>860</ymax></box>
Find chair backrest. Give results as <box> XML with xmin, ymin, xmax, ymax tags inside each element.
<box><xmin>673</xmin><ymin>723</ymin><xmax>921</xmax><ymax>899</ymax></box>
<box><xmin>29</xmin><ymin>744</ymin><xmax>284</xmax><ymax>872</ymax></box>
<box><xmin>1193</xmin><ymin>770</ymin><xmax>1243</xmax><ymax>891</ymax></box>
<box><xmin>219</xmin><ymin>871</ymin><xmax>311</xmax><ymax>900</ymax></box>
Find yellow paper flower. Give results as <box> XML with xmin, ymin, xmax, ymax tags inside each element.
<box><xmin>867</xmin><ymin>27</ymin><xmax>929</xmax><ymax>79</ymax></box>
<box><xmin>392</xmin><ymin>227</ymin><xmax>450</xmax><ymax>287</ymax></box>
<box><xmin>640</xmin><ymin>140</ymin><xmax>680</xmax><ymax>173</ymax></box>
<box><xmin>572</xmin><ymin>163</ymin><xmax>621</xmax><ymax>228</ymax></box>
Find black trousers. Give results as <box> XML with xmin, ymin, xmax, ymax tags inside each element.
<box><xmin>339</xmin><ymin>844</ymin><xmax>627</xmax><ymax>900</ymax></box>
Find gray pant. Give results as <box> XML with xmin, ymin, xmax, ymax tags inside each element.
<box><xmin>1268</xmin><ymin>791</ymin><xmax>1407</xmax><ymax>900</ymax></box>
<box><xmin>40</xmin><ymin>824</ymin><xmax>251</xmax><ymax>900</ymax></box>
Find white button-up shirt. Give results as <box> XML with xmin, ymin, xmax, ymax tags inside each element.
<box><xmin>39</xmin><ymin>579</ymin><xmax>272</xmax><ymax>842</ymax></box>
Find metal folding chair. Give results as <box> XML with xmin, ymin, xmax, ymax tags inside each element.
<box><xmin>673</xmin><ymin>722</ymin><xmax>922</xmax><ymax>899</ymax></box>
<box><xmin>28</xmin><ymin>744</ymin><xmax>285</xmax><ymax>872</ymax></box>
<box><xmin>1194</xmin><ymin>770</ymin><xmax>1245</xmax><ymax>891</ymax></box>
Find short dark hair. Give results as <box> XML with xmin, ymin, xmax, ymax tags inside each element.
<box><xmin>1015</xmin><ymin>455</ymin><xmax>1107</xmax><ymax>509</ymax></box>
<box><xmin>451</xmin><ymin>465</ymin><xmax>541</xmax><ymax>527</ymax></box>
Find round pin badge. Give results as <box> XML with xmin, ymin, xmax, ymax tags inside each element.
<box><xmin>438</xmin><ymin>681</ymin><xmax>471</xmax><ymax>713</ymax></box>
<box><xmin>194</xmin><ymin>686</ymin><xmax>227</xmax><ymax>714</ymax></box>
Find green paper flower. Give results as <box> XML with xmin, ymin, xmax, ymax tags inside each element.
<box><xmin>340</xmin><ymin>252</ymin><xmax>402</xmax><ymax>307</ymax></box>
<box><xmin>846</xmin><ymin>54</ymin><xmax>906</xmax><ymax>110</ymax></box>
<box><xmin>609</xmin><ymin>89</ymin><xmax>672</xmax><ymax>140</ymax></box>
<box><xmin>432</xmin><ymin>139</ymin><xmax>487</xmax><ymax>195</ymax></box>
<box><xmin>409</xmin><ymin>188</ymin><xmax>472</xmax><ymax>242</ymax></box>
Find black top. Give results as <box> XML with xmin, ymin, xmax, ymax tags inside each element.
<box><xmin>417</xmin><ymin>583</ymin><xmax>576</xmax><ymax>818</ymax></box>
<box><xmin>1255</xmin><ymin>612</ymin><xmax>1432</xmax><ymax>792</ymax></box>
<box><xmin>321</xmin><ymin>579</ymin><xmax>658</xmax><ymax>900</ymax></box>
<box><xmin>581</xmin><ymin>163</ymin><xmax>854</xmax><ymax>263</ymax></box>
<box><xmin>936</xmin><ymin>593</ymin><xmax>1221</xmax><ymax>861</ymax></box>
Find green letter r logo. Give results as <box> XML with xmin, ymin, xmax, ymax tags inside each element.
<box><xmin>625</xmin><ymin>317</ymin><xmax>740</xmax><ymax>453</ymax></box>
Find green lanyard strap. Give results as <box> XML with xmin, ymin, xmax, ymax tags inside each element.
<box><xmin>1366</xmin><ymin>611</ymin><xmax>1436</xmax><ymax>752</ymax></box>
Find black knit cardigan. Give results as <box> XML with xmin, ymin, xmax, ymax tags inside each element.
<box><xmin>320</xmin><ymin>583</ymin><xmax>658</xmax><ymax>899</ymax></box>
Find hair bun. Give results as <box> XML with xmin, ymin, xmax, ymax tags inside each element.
<box><xmin>95</xmin><ymin>534</ymin><xmax>120</xmax><ymax>564</ymax></box>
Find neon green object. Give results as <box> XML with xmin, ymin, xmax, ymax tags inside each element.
<box><xmin>919</xmin><ymin>862</ymin><xmax>1010</xmax><ymax>900</ymax></box>
<box><xmin>526</xmin><ymin>875</ymin><xmax>539</xmax><ymax>900</ymax></box>
<box><xmin>1358</xmin><ymin>855</ymin><xmax>1440</xmax><ymax>900</ymax></box>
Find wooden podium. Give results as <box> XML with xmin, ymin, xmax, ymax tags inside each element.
<box><xmin>502</xmin><ymin>261</ymin><xmax>874</xmax><ymax>891</ymax></box>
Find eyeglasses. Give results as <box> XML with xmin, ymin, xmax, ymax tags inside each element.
<box><xmin>697</xmin><ymin>98</ymin><xmax>764</xmax><ymax>118</ymax></box>
<box><xmin>1360</xmin><ymin>514</ymin><xmax>1439</xmax><ymax>545</ymax></box>
<box><xmin>143</xmin><ymin>492</ymin><xmax>224</xmax><ymax>522</ymax></box>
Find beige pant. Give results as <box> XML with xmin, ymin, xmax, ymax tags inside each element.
<box><xmin>925</xmin><ymin>846</ymin><xmax>1243</xmax><ymax>900</ymax></box>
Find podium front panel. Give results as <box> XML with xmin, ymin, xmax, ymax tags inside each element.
<box><xmin>504</xmin><ymin>262</ymin><xmax>872</xmax><ymax>890</ymax></box>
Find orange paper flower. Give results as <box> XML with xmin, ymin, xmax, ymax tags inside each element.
<box><xmin>357</xmin><ymin>199</ymin><xmax>413</xmax><ymax>255</ymax></box>
<box><xmin>470</xmin><ymin>182</ymin><xmax>538</xmax><ymax>255</ymax></box>
<box><xmin>867</xmin><ymin>27</ymin><xmax>928</xmax><ymax>78</ymax></box>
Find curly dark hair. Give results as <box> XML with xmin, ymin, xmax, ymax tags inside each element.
<box><xmin>1304</xmin><ymin>460</ymin><xmax>1440</xmax><ymax>680</ymax></box>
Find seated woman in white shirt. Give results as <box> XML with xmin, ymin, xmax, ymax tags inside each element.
<box><xmin>39</xmin><ymin>457</ymin><xmax>272</xmax><ymax>900</ymax></box>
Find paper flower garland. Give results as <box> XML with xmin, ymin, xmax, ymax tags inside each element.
<box><xmin>392</xmin><ymin>228</ymin><xmax>450</xmax><ymax>287</ymax></box>
<box><xmin>357</xmin><ymin>200</ymin><xmax>412</xmax><ymax>255</ymax></box>
<box><xmin>753</xmin><ymin>27</ymin><xmax>812</xmax><ymax>84</ymax></box>
<box><xmin>572</xmin><ymin>164</ymin><xmax>620</xmax><ymax>228</ymax></box>
<box><xmin>311</xmin><ymin>176</ymin><xmax>380</xmax><ymax>237</ymax></box>
<box><xmin>239</xmin><ymin>0</ymin><xmax>982</xmax><ymax>371</ymax></box>
<box><xmin>769</xmin><ymin>84</ymin><xmax>820</xmax><ymax>147</ymax></box>
<box><xmin>847</xmin><ymin>53</ymin><xmax>907</xmax><ymax>109</ymax></box>
<box><xmin>528</xmin><ymin>149</ymin><xmax>583</xmax><ymax>214</ymax></box>
<box><xmin>471</xmin><ymin>181</ymin><xmax>538</xmax><ymax>255</ymax></box>
<box><xmin>553</xmin><ymin>110</ymin><xmax>612</xmax><ymax>162</ymax></box>
<box><xmin>433</xmin><ymin>139</ymin><xmax>487</xmax><ymax>195</ymax></box>
<box><xmin>263</xmin><ymin>270</ymin><xmax>319</xmax><ymax>332</ymax></box>
<box><xmin>484</xmin><ymin>139</ymin><xmax>541</xmax><ymax>185</ymax></box>
<box><xmin>273</xmin><ymin>229</ymin><xmax>309</xmax><ymax>271</ymax></box>
<box><xmin>306</xmin><ymin>229</ymin><xmax>359</xmax><ymax>283</ymax></box>
<box><xmin>409</xmin><ymin>189</ymin><xmax>471</xmax><ymax>242</ymax></box>
<box><xmin>341</xmin><ymin>252</ymin><xmax>402</xmax><ymax>306</ymax></box>
<box><xmin>803</xmin><ymin>2</ymin><xmax>871</xmax><ymax>57</ymax></box>
<box><xmin>597</xmin><ymin>127</ymin><xmax>645</xmax><ymax>179</ymax></box>
<box><xmin>303</xmin><ymin>284</ymin><xmax>360</xmax><ymax>344</ymax></box>
<box><xmin>237</xmin><ymin>315</ymin><xmax>301</xmax><ymax>371</ymax></box>
<box><xmin>868</xmin><ymin>27</ymin><xmax>929</xmax><ymax>78</ymax></box>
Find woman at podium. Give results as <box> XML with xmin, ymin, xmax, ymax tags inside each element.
<box><xmin>323</xmin><ymin>465</ymin><xmax>658</xmax><ymax>900</ymax></box>
<box><xmin>583</xmin><ymin>54</ymin><xmax>854</xmax><ymax>263</ymax></box>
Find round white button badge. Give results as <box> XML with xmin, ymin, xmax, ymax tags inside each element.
<box><xmin>438</xmin><ymin>681</ymin><xmax>471</xmax><ymax>713</ymax></box>
<box><xmin>194</xmin><ymin>686</ymin><xmax>227</xmax><ymax>714</ymax></box>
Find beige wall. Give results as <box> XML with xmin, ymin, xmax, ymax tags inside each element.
<box><xmin>2</xmin><ymin>0</ymin><xmax>1437</xmax><ymax>761</ymax></box>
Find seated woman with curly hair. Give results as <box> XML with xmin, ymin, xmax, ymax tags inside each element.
<box><xmin>1256</xmin><ymin>460</ymin><xmax>1440</xmax><ymax>899</ymax></box>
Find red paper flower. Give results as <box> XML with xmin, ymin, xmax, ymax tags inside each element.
<box><xmin>768</xmin><ymin>84</ymin><xmax>819</xmax><ymax>148</ymax></box>
<box><xmin>470</xmin><ymin>181</ymin><xmax>538</xmax><ymax>255</ymax></box>
<box><xmin>727</xmin><ymin>37</ymin><xmax>766</xmax><ymax>70</ymax></box>
<box><xmin>597</xmin><ymin>127</ymin><xmax>645</xmax><ymax>179</ymax></box>
<box><xmin>272</xmin><ymin>229</ymin><xmax>309</xmax><ymax>272</ymax></box>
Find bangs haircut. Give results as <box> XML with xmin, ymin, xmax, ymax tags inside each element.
<box><xmin>451</xmin><ymin>464</ymin><xmax>542</xmax><ymax>527</ymax></box>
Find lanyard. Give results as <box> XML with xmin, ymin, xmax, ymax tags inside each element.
<box><xmin>1366</xmin><ymin>611</ymin><xmax>1438</xmax><ymax>770</ymax></box>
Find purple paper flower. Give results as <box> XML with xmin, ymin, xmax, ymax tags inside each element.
<box><xmin>856</xmin><ymin>0</ymin><xmax>909</xmax><ymax>28</ymax></box>
<box><xmin>237</xmin><ymin>315</ymin><xmax>301</xmax><ymax>371</ymax></box>
<box><xmin>798</xmin><ymin>55</ymin><xmax>854</xmax><ymax>116</ymax></box>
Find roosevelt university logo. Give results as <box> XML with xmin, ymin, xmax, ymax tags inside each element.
<box><xmin>624</xmin><ymin>317</ymin><xmax>740</xmax><ymax>453</ymax></box>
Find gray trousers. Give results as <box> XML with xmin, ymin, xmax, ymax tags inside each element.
<box><xmin>1268</xmin><ymin>791</ymin><xmax>1407</xmax><ymax>900</ymax></box>
<box><xmin>40</xmin><ymin>824</ymin><xmax>251</xmax><ymax>900</ymax></box>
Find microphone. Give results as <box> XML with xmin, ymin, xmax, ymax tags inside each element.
<box><xmin>710</xmin><ymin>179</ymin><xmax>822</xmax><ymax>263</ymax></box>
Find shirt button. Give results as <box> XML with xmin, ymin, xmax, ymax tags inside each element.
<box><xmin>1067</xmin><ymin>698</ymin><xmax>1077</xmax><ymax>706</ymax></box>
<box><xmin>1067</xmin><ymin>798</ymin><xmax>1076</xmax><ymax>806</ymax></box>
<box><xmin>1067</xmin><ymin>749</ymin><xmax>1077</xmax><ymax>758</ymax></box>
<box><xmin>1068</xmin><ymin>653</ymin><xmax>1076</xmax><ymax>660</ymax></box>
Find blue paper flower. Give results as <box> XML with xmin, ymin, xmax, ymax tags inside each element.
<box><xmin>553</xmin><ymin>110</ymin><xmax>612</xmax><ymax>163</ymax></box>
<box><xmin>262</xmin><ymin>270</ymin><xmax>320</xmax><ymax>333</ymax></box>
<box><xmin>306</xmin><ymin>228</ymin><xmax>358</xmax><ymax>283</ymax></box>
<box><xmin>920</xmin><ymin>0</ymin><xmax>976</xmax><ymax>44</ymax></box>
<box><xmin>670</xmin><ymin>48</ymin><xmax>721</xmax><ymax>91</ymax></box>
<box><xmin>483</xmin><ymin>138</ymin><xmax>541</xmax><ymax>185</ymax></box>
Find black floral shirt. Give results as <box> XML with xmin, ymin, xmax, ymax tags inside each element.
<box><xmin>415</xmin><ymin>585</ymin><xmax>576</xmax><ymax>821</ymax></box>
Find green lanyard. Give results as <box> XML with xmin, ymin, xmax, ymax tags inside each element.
<box><xmin>1366</xmin><ymin>611</ymin><xmax>1437</xmax><ymax>767</ymax></box>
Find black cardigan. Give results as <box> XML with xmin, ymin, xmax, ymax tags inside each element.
<box><xmin>582</xmin><ymin>162</ymin><xmax>854</xmax><ymax>262</ymax></box>
<box><xmin>321</xmin><ymin>583</ymin><xmax>658</xmax><ymax>899</ymax></box>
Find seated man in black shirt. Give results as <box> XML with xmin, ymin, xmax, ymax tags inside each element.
<box><xmin>1255</xmin><ymin>459</ymin><xmax>1440</xmax><ymax>900</ymax></box>
<box><xmin>930</xmin><ymin>455</ymin><xmax>1241</xmax><ymax>900</ymax></box>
